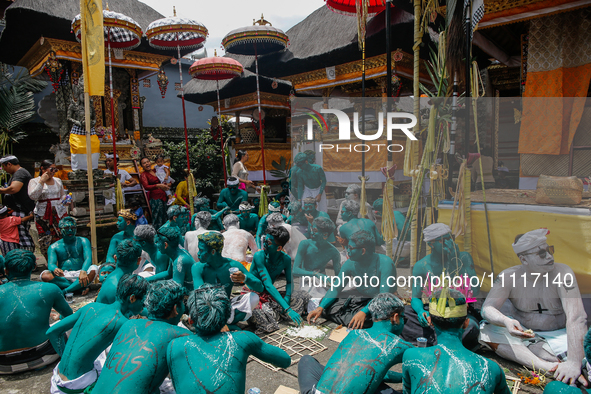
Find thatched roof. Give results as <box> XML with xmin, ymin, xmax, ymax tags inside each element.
<box><xmin>252</xmin><ymin>5</ymin><xmax>437</xmax><ymax>78</ymax></box>
<box><xmin>183</xmin><ymin>69</ymin><xmax>291</xmax><ymax>105</ymax></box>
<box><xmin>0</xmin><ymin>0</ymin><xmax>186</xmax><ymax>66</ymax></box>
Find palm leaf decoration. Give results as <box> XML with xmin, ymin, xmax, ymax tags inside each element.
<box><xmin>0</xmin><ymin>66</ymin><xmax>47</xmax><ymax>155</ymax></box>
<box><xmin>270</xmin><ymin>156</ymin><xmax>290</xmax><ymax>179</ymax></box>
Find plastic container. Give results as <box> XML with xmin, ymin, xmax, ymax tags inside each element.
<box><xmin>417</xmin><ymin>337</ymin><xmax>427</xmax><ymax>347</ymax></box>
<box><xmin>247</xmin><ymin>388</ymin><xmax>261</xmax><ymax>394</ymax></box>
<box><xmin>65</xmin><ymin>293</ymin><xmax>74</xmax><ymax>303</ymax></box>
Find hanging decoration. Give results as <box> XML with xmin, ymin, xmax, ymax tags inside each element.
<box><xmin>157</xmin><ymin>69</ymin><xmax>169</xmax><ymax>98</ymax></box>
<box><xmin>44</xmin><ymin>52</ymin><xmax>64</xmax><ymax>93</ymax></box>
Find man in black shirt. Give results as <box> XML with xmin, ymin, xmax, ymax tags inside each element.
<box><xmin>0</xmin><ymin>155</ymin><xmax>35</xmax><ymax>251</ymax></box>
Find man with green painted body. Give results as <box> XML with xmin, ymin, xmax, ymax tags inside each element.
<box><xmin>401</xmin><ymin>223</ymin><xmax>480</xmax><ymax>349</ymax></box>
<box><xmin>255</xmin><ymin>201</ymin><xmax>285</xmax><ymax>248</ymax></box>
<box><xmin>403</xmin><ymin>289</ymin><xmax>511</xmax><ymax>394</ymax></box>
<box><xmin>217</xmin><ymin>176</ymin><xmax>248</xmax><ymax>211</ymax></box>
<box><xmin>47</xmin><ymin>274</ymin><xmax>149</xmax><ymax>394</ymax></box>
<box><xmin>302</xmin><ymin>197</ymin><xmax>335</xmax><ymax>242</ymax></box>
<box><xmin>291</xmin><ymin>152</ymin><xmax>327</xmax><ymax>212</ymax></box>
<box><xmin>299</xmin><ymin>293</ymin><xmax>411</xmax><ymax>394</ymax></box>
<box><xmin>293</xmin><ymin>217</ymin><xmax>341</xmax><ymax>313</ymax></box>
<box><xmin>41</xmin><ymin>216</ymin><xmax>98</xmax><ymax>295</ymax></box>
<box><xmin>308</xmin><ymin>229</ymin><xmax>397</xmax><ymax>329</ymax></box>
<box><xmin>249</xmin><ymin>226</ymin><xmax>302</xmax><ymax>326</ymax></box>
<box><xmin>96</xmin><ymin>239</ymin><xmax>143</xmax><ymax>304</ymax></box>
<box><xmin>160</xmin><ymin>205</ymin><xmax>191</xmax><ymax>237</ymax></box>
<box><xmin>193</xmin><ymin>196</ymin><xmax>227</xmax><ymax>231</ymax></box>
<box><xmin>156</xmin><ymin>226</ymin><xmax>196</xmax><ymax>291</ymax></box>
<box><xmin>167</xmin><ymin>284</ymin><xmax>291</xmax><ymax>394</ymax></box>
<box><xmin>133</xmin><ymin>224</ymin><xmax>170</xmax><ymax>277</ymax></box>
<box><xmin>238</xmin><ymin>201</ymin><xmax>259</xmax><ymax>235</ymax></box>
<box><xmin>373</xmin><ymin>199</ymin><xmax>411</xmax><ymax>262</ymax></box>
<box><xmin>192</xmin><ymin>232</ymin><xmax>263</xmax><ymax>331</ymax></box>
<box><xmin>91</xmin><ymin>280</ymin><xmax>189</xmax><ymax>394</ymax></box>
<box><xmin>0</xmin><ymin>249</ymin><xmax>72</xmax><ymax>374</ymax></box>
<box><xmin>338</xmin><ymin>199</ymin><xmax>384</xmax><ymax>248</ymax></box>
<box><xmin>105</xmin><ymin>209</ymin><xmax>137</xmax><ymax>266</ymax></box>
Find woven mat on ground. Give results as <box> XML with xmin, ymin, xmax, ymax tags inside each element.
<box><xmin>469</xmin><ymin>189</ymin><xmax>591</xmax><ymax>208</ymax></box>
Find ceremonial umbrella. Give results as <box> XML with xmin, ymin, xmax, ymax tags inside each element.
<box><xmin>222</xmin><ymin>18</ymin><xmax>288</xmax><ymax>184</ymax></box>
<box><xmin>189</xmin><ymin>54</ymin><xmax>243</xmax><ymax>183</ymax></box>
<box><xmin>145</xmin><ymin>9</ymin><xmax>208</xmax><ymax>173</ymax></box>
<box><xmin>72</xmin><ymin>8</ymin><xmax>142</xmax><ymax>179</ymax></box>
<box><xmin>324</xmin><ymin>0</ymin><xmax>386</xmax><ymax>177</ymax></box>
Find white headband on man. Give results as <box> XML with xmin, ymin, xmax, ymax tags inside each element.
<box><xmin>0</xmin><ymin>155</ymin><xmax>17</xmax><ymax>164</ymax></box>
<box><xmin>268</xmin><ymin>203</ymin><xmax>281</xmax><ymax>212</ymax></box>
<box><xmin>105</xmin><ymin>153</ymin><xmax>119</xmax><ymax>160</ymax></box>
<box><xmin>239</xmin><ymin>202</ymin><xmax>253</xmax><ymax>210</ymax></box>
<box><xmin>227</xmin><ymin>177</ymin><xmax>240</xmax><ymax>186</ymax></box>
<box><xmin>423</xmin><ymin>223</ymin><xmax>452</xmax><ymax>242</ymax></box>
<box><xmin>512</xmin><ymin>228</ymin><xmax>549</xmax><ymax>255</ymax></box>
<box><xmin>0</xmin><ymin>206</ymin><xmax>7</xmax><ymax>215</ymax></box>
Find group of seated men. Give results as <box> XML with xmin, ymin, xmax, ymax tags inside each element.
<box><xmin>0</xmin><ymin>183</ymin><xmax>589</xmax><ymax>393</ymax></box>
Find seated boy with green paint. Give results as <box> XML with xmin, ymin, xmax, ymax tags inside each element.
<box><xmin>96</xmin><ymin>239</ymin><xmax>143</xmax><ymax>304</ymax></box>
<box><xmin>0</xmin><ymin>249</ymin><xmax>72</xmax><ymax>374</ymax></box>
<box><xmin>91</xmin><ymin>280</ymin><xmax>190</xmax><ymax>394</ymax></box>
<box><xmin>247</xmin><ymin>227</ymin><xmax>302</xmax><ymax>329</ymax></box>
<box><xmin>105</xmin><ymin>209</ymin><xmax>137</xmax><ymax>265</ymax></box>
<box><xmin>192</xmin><ymin>232</ymin><xmax>263</xmax><ymax>331</ymax></box>
<box><xmin>308</xmin><ymin>230</ymin><xmax>397</xmax><ymax>329</ymax></box>
<box><xmin>299</xmin><ymin>293</ymin><xmax>411</xmax><ymax>394</ymax></box>
<box><xmin>167</xmin><ymin>284</ymin><xmax>292</xmax><ymax>394</ymax></box>
<box><xmin>156</xmin><ymin>226</ymin><xmax>196</xmax><ymax>290</ymax></box>
<box><xmin>47</xmin><ymin>274</ymin><xmax>149</xmax><ymax>394</ymax></box>
<box><xmin>402</xmin><ymin>289</ymin><xmax>511</xmax><ymax>394</ymax></box>
<box><xmin>41</xmin><ymin>216</ymin><xmax>98</xmax><ymax>295</ymax></box>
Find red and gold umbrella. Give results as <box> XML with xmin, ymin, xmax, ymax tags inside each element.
<box><xmin>146</xmin><ymin>9</ymin><xmax>208</xmax><ymax>173</ymax></box>
<box><xmin>222</xmin><ymin>17</ymin><xmax>288</xmax><ymax>184</ymax></box>
<box><xmin>189</xmin><ymin>55</ymin><xmax>243</xmax><ymax>182</ymax></box>
<box><xmin>72</xmin><ymin>9</ymin><xmax>142</xmax><ymax>179</ymax></box>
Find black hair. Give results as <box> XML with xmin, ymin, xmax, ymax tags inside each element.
<box><xmin>116</xmin><ymin>274</ymin><xmax>149</xmax><ymax>303</ymax></box>
<box><xmin>235</xmin><ymin>150</ymin><xmax>247</xmax><ymax>165</ymax></box>
<box><xmin>40</xmin><ymin>159</ymin><xmax>55</xmax><ymax>174</ymax></box>
<box><xmin>156</xmin><ymin>154</ymin><xmax>165</xmax><ymax>161</ymax></box>
<box><xmin>266</xmin><ymin>226</ymin><xmax>290</xmax><ymax>247</ymax></box>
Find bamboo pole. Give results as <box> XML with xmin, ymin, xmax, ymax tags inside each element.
<box><xmin>410</xmin><ymin>0</ymin><xmax>421</xmax><ymax>265</ymax></box>
<box><xmin>463</xmin><ymin>166</ymin><xmax>472</xmax><ymax>254</ymax></box>
<box><xmin>83</xmin><ymin>96</ymin><xmax>98</xmax><ymax>264</ymax></box>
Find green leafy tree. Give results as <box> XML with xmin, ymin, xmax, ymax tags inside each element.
<box><xmin>163</xmin><ymin>118</ymin><xmax>234</xmax><ymax>197</ymax></box>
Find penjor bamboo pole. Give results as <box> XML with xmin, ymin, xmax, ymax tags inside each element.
<box><xmin>83</xmin><ymin>92</ymin><xmax>98</xmax><ymax>265</ymax></box>
<box><xmin>410</xmin><ymin>0</ymin><xmax>421</xmax><ymax>265</ymax></box>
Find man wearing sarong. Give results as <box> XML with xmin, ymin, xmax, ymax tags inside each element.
<box><xmin>292</xmin><ymin>152</ymin><xmax>327</xmax><ymax>213</ymax></box>
<box><xmin>481</xmin><ymin>228</ymin><xmax>587</xmax><ymax>386</ymax></box>
<box><xmin>0</xmin><ymin>249</ymin><xmax>72</xmax><ymax>374</ymax></box>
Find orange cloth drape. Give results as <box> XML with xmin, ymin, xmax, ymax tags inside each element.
<box><xmin>519</xmin><ymin>65</ymin><xmax>591</xmax><ymax>155</ymax></box>
<box><xmin>519</xmin><ymin>8</ymin><xmax>591</xmax><ymax>155</ymax></box>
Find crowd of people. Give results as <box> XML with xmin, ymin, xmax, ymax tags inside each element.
<box><xmin>0</xmin><ymin>152</ymin><xmax>589</xmax><ymax>394</ymax></box>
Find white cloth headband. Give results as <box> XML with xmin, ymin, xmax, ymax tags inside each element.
<box><xmin>512</xmin><ymin>228</ymin><xmax>549</xmax><ymax>254</ymax></box>
<box><xmin>423</xmin><ymin>223</ymin><xmax>452</xmax><ymax>242</ymax></box>
<box><xmin>0</xmin><ymin>155</ymin><xmax>17</xmax><ymax>163</ymax></box>
<box><xmin>105</xmin><ymin>153</ymin><xmax>119</xmax><ymax>159</ymax></box>
<box><xmin>227</xmin><ymin>178</ymin><xmax>240</xmax><ymax>186</ymax></box>
<box><xmin>0</xmin><ymin>206</ymin><xmax>7</xmax><ymax>215</ymax></box>
<box><xmin>268</xmin><ymin>204</ymin><xmax>281</xmax><ymax>212</ymax></box>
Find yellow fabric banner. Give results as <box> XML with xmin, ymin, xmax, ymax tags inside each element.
<box><xmin>80</xmin><ymin>0</ymin><xmax>104</xmax><ymax>96</ymax></box>
<box><xmin>69</xmin><ymin>134</ymin><xmax>100</xmax><ymax>154</ymax></box>
<box><xmin>438</xmin><ymin>205</ymin><xmax>591</xmax><ymax>293</ymax></box>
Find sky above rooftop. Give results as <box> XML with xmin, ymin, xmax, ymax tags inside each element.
<box><xmin>140</xmin><ymin>0</ymin><xmax>323</xmax><ymax>58</ymax></box>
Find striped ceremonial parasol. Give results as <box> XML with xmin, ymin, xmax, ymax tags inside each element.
<box><xmin>146</xmin><ymin>8</ymin><xmax>208</xmax><ymax>173</ymax></box>
<box><xmin>72</xmin><ymin>8</ymin><xmax>142</xmax><ymax>181</ymax></box>
<box><xmin>189</xmin><ymin>55</ymin><xmax>244</xmax><ymax>182</ymax></box>
<box><xmin>222</xmin><ymin>16</ymin><xmax>288</xmax><ymax>184</ymax></box>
